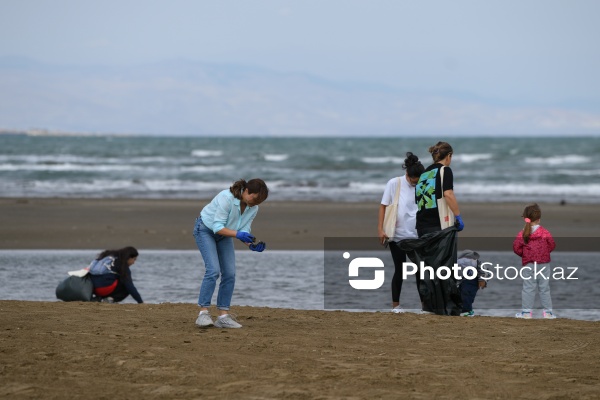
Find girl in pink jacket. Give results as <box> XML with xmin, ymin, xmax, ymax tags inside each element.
<box><xmin>513</xmin><ymin>203</ymin><xmax>557</xmax><ymax>319</ymax></box>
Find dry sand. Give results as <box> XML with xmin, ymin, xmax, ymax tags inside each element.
<box><xmin>0</xmin><ymin>301</ymin><xmax>599</xmax><ymax>399</ymax></box>
<box><xmin>1</xmin><ymin>197</ymin><xmax>598</xmax><ymax>250</ymax></box>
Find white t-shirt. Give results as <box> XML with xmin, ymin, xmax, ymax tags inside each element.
<box><xmin>381</xmin><ymin>175</ymin><xmax>418</xmax><ymax>241</ymax></box>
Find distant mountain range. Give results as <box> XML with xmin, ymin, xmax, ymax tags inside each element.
<box><xmin>0</xmin><ymin>57</ymin><xmax>598</xmax><ymax>136</ymax></box>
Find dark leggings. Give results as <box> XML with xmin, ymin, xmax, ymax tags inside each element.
<box><xmin>389</xmin><ymin>241</ymin><xmax>422</xmax><ymax>303</ymax></box>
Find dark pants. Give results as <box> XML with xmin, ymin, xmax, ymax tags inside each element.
<box><xmin>461</xmin><ymin>279</ymin><xmax>479</xmax><ymax>312</ymax></box>
<box><xmin>93</xmin><ymin>281</ymin><xmax>130</xmax><ymax>303</ymax></box>
<box><xmin>389</xmin><ymin>241</ymin><xmax>422</xmax><ymax>303</ymax></box>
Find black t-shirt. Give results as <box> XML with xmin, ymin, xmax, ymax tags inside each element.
<box><xmin>415</xmin><ymin>163</ymin><xmax>454</xmax><ymax>231</ymax></box>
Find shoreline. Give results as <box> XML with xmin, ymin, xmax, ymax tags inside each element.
<box><xmin>1</xmin><ymin>197</ymin><xmax>598</xmax><ymax>250</ymax></box>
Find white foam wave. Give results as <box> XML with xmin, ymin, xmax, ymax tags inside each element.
<box><xmin>3</xmin><ymin>177</ymin><xmax>600</xmax><ymax>203</ymax></box>
<box><xmin>526</xmin><ymin>155</ymin><xmax>590</xmax><ymax>166</ymax></box>
<box><xmin>0</xmin><ymin>163</ymin><xmax>233</xmax><ymax>173</ymax></box>
<box><xmin>21</xmin><ymin>179</ymin><xmax>232</xmax><ymax>194</ymax></box>
<box><xmin>456</xmin><ymin>182</ymin><xmax>600</xmax><ymax>198</ymax></box>
<box><xmin>361</xmin><ymin>157</ymin><xmax>404</xmax><ymax>164</ymax></box>
<box><xmin>453</xmin><ymin>154</ymin><xmax>493</xmax><ymax>163</ymax></box>
<box><xmin>556</xmin><ymin>169</ymin><xmax>600</xmax><ymax>177</ymax></box>
<box><xmin>264</xmin><ymin>154</ymin><xmax>289</xmax><ymax>162</ymax></box>
<box><xmin>191</xmin><ymin>150</ymin><xmax>223</xmax><ymax>157</ymax></box>
<box><xmin>0</xmin><ymin>163</ymin><xmax>146</xmax><ymax>172</ymax></box>
<box><xmin>179</xmin><ymin>165</ymin><xmax>234</xmax><ymax>173</ymax></box>
<box><xmin>0</xmin><ymin>154</ymin><xmax>120</xmax><ymax>164</ymax></box>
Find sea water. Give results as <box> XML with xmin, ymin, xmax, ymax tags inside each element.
<box><xmin>0</xmin><ymin>250</ymin><xmax>598</xmax><ymax>321</ymax></box>
<box><xmin>1</xmin><ymin>135</ymin><xmax>600</xmax><ymax>203</ymax></box>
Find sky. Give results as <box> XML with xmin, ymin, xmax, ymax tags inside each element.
<box><xmin>1</xmin><ymin>0</ymin><xmax>599</xmax><ymax>136</ymax></box>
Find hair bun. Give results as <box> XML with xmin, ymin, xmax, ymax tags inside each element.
<box><xmin>404</xmin><ymin>152</ymin><xmax>420</xmax><ymax>166</ymax></box>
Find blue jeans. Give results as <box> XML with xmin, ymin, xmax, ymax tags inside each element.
<box><xmin>461</xmin><ymin>279</ymin><xmax>479</xmax><ymax>312</ymax></box>
<box><xmin>193</xmin><ymin>218</ymin><xmax>236</xmax><ymax>310</ymax></box>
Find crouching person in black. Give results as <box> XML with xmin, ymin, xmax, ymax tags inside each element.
<box><xmin>88</xmin><ymin>246</ymin><xmax>143</xmax><ymax>303</ymax></box>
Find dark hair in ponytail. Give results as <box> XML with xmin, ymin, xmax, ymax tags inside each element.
<box><xmin>428</xmin><ymin>142</ymin><xmax>453</xmax><ymax>163</ymax></box>
<box><xmin>96</xmin><ymin>246</ymin><xmax>138</xmax><ymax>279</ymax></box>
<box><xmin>403</xmin><ymin>152</ymin><xmax>425</xmax><ymax>178</ymax></box>
<box><xmin>522</xmin><ymin>203</ymin><xmax>542</xmax><ymax>244</ymax></box>
<box><xmin>230</xmin><ymin>178</ymin><xmax>269</xmax><ymax>203</ymax></box>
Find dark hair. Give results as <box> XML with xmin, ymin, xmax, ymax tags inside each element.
<box><xmin>402</xmin><ymin>152</ymin><xmax>425</xmax><ymax>178</ymax></box>
<box><xmin>428</xmin><ymin>142</ymin><xmax>453</xmax><ymax>163</ymax></box>
<box><xmin>230</xmin><ymin>178</ymin><xmax>269</xmax><ymax>204</ymax></box>
<box><xmin>96</xmin><ymin>246</ymin><xmax>139</xmax><ymax>279</ymax></box>
<box><xmin>522</xmin><ymin>203</ymin><xmax>542</xmax><ymax>244</ymax></box>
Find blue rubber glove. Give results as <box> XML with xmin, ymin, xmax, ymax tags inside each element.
<box><xmin>236</xmin><ymin>231</ymin><xmax>255</xmax><ymax>244</ymax></box>
<box><xmin>249</xmin><ymin>242</ymin><xmax>266</xmax><ymax>252</ymax></box>
<box><xmin>455</xmin><ymin>215</ymin><xmax>464</xmax><ymax>231</ymax></box>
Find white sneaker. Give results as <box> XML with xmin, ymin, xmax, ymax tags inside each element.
<box><xmin>515</xmin><ymin>311</ymin><xmax>532</xmax><ymax>319</ymax></box>
<box><xmin>195</xmin><ymin>311</ymin><xmax>214</xmax><ymax>328</ymax></box>
<box><xmin>391</xmin><ymin>306</ymin><xmax>405</xmax><ymax>314</ymax></box>
<box><xmin>543</xmin><ymin>310</ymin><xmax>557</xmax><ymax>319</ymax></box>
<box><xmin>214</xmin><ymin>314</ymin><xmax>242</xmax><ymax>329</ymax></box>
<box><xmin>420</xmin><ymin>310</ymin><xmax>435</xmax><ymax>315</ymax></box>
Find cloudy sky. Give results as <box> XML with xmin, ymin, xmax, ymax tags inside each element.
<box><xmin>1</xmin><ymin>1</ymin><xmax>599</xmax><ymax>136</ymax></box>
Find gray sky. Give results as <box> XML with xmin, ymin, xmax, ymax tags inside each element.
<box><xmin>1</xmin><ymin>1</ymin><xmax>599</xmax><ymax>135</ymax></box>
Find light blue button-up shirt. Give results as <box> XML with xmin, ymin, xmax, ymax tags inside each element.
<box><xmin>200</xmin><ymin>189</ymin><xmax>259</xmax><ymax>234</ymax></box>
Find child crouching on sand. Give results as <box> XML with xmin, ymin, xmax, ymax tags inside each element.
<box><xmin>513</xmin><ymin>203</ymin><xmax>557</xmax><ymax>319</ymax></box>
<box><xmin>457</xmin><ymin>250</ymin><xmax>487</xmax><ymax>317</ymax></box>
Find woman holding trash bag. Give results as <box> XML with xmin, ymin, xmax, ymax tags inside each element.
<box><xmin>401</xmin><ymin>142</ymin><xmax>465</xmax><ymax>315</ymax></box>
<box><xmin>415</xmin><ymin>141</ymin><xmax>464</xmax><ymax>237</ymax></box>
<box><xmin>88</xmin><ymin>246</ymin><xmax>143</xmax><ymax>303</ymax></box>
<box><xmin>193</xmin><ymin>178</ymin><xmax>269</xmax><ymax>329</ymax></box>
<box><xmin>378</xmin><ymin>152</ymin><xmax>425</xmax><ymax>313</ymax></box>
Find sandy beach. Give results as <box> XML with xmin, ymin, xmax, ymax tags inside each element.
<box><xmin>1</xmin><ymin>197</ymin><xmax>598</xmax><ymax>250</ymax></box>
<box><xmin>1</xmin><ymin>198</ymin><xmax>599</xmax><ymax>399</ymax></box>
<box><xmin>0</xmin><ymin>301</ymin><xmax>599</xmax><ymax>399</ymax></box>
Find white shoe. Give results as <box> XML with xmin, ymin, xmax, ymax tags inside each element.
<box><xmin>515</xmin><ymin>311</ymin><xmax>532</xmax><ymax>319</ymax></box>
<box><xmin>391</xmin><ymin>306</ymin><xmax>405</xmax><ymax>314</ymax></box>
<box><xmin>420</xmin><ymin>310</ymin><xmax>435</xmax><ymax>315</ymax></box>
<box><xmin>195</xmin><ymin>311</ymin><xmax>214</xmax><ymax>328</ymax></box>
<box><xmin>214</xmin><ymin>314</ymin><xmax>242</xmax><ymax>329</ymax></box>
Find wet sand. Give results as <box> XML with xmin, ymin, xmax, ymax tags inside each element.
<box><xmin>0</xmin><ymin>198</ymin><xmax>598</xmax><ymax>250</ymax></box>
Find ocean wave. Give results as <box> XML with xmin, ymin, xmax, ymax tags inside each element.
<box><xmin>453</xmin><ymin>154</ymin><xmax>493</xmax><ymax>163</ymax></box>
<box><xmin>0</xmin><ymin>163</ymin><xmax>147</xmax><ymax>172</ymax></box>
<box><xmin>555</xmin><ymin>169</ymin><xmax>600</xmax><ymax>177</ymax></box>
<box><xmin>3</xmin><ymin>178</ymin><xmax>600</xmax><ymax>203</ymax></box>
<box><xmin>264</xmin><ymin>154</ymin><xmax>289</xmax><ymax>162</ymax></box>
<box><xmin>361</xmin><ymin>157</ymin><xmax>404</xmax><ymax>164</ymax></box>
<box><xmin>191</xmin><ymin>149</ymin><xmax>223</xmax><ymax>157</ymax></box>
<box><xmin>525</xmin><ymin>155</ymin><xmax>591</xmax><ymax>166</ymax></box>
<box><xmin>456</xmin><ymin>182</ymin><xmax>600</xmax><ymax>199</ymax></box>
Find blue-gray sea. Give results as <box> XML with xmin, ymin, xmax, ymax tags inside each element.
<box><xmin>1</xmin><ymin>134</ymin><xmax>600</xmax><ymax>203</ymax></box>
<box><xmin>0</xmin><ymin>250</ymin><xmax>598</xmax><ymax>321</ymax></box>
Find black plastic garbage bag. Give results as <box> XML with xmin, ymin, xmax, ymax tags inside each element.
<box><xmin>56</xmin><ymin>275</ymin><xmax>93</xmax><ymax>302</ymax></box>
<box><xmin>398</xmin><ymin>226</ymin><xmax>462</xmax><ymax>315</ymax></box>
